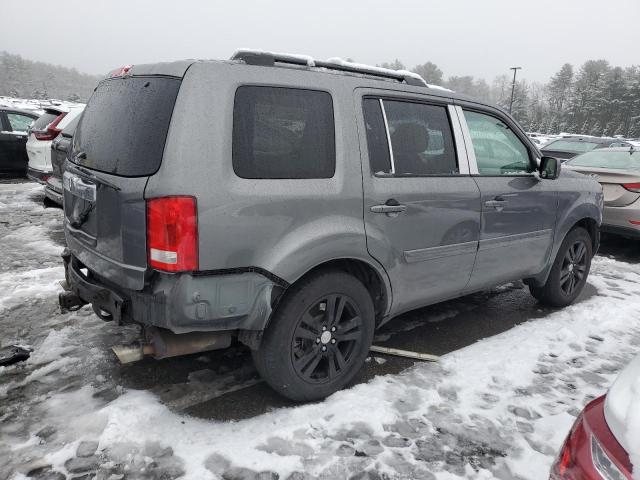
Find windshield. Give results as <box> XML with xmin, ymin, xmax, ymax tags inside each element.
<box><xmin>544</xmin><ymin>139</ymin><xmax>600</xmax><ymax>153</ymax></box>
<box><xmin>567</xmin><ymin>150</ymin><xmax>640</xmax><ymax>170</ymax></box>
<box><xmin>72</xmin><ymin>76</ymin><xmax>181</xmax><ymax>177</ymax></box>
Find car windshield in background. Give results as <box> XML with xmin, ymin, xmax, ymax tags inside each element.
<box><xmin>567</xmin><ymin>150</ymin><xmax>640</xmax><ymax>170</ymax></box>
<box><xmin>72</xmin><ymin>76</ymin><xmax>181</xmax><ymax>177</ymax></box>
<box><xmin>544</xmin><ymin>139</ymin><xmax>600</xmax><ymax>153</ymax></box>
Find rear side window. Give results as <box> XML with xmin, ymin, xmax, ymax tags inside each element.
<box><xmin>31</xmin><ymin>111</ymin><xmax>59</xmax><ymax>131</ymax></box>
<box><xmin>233</xmin><ymin>86</ymin><xmax>335</xmax><ymax>179</ymax></box>
<box><xmin>363</xmin><ymin>98</ymin><xmax>458</xmax><ymax>176</ymax></box>
<box><xmin>72</xmin><ymin>76</ymin><xmax>180</xmax><ymax>177</ymax></box>
<box><xmin>362</xmin><ymin>99</ymin><xmax>392</xmax><ymax>174</ymax></box>
<box><xmin>7</xmin><ymin>113</ymin><xmax>35</xmax><ymax>132</ymax></box>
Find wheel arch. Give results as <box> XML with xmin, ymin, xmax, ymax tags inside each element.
<box><xmin>269</xmin><ymin>256</ymin><xmax>392</xmax><ymax>329</ymax></box>
<box><xmin>526</xmin><ymin>208</ymin><xmax>601</xmax><ymax>288</ymax></box>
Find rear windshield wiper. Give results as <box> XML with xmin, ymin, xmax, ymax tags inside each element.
<box><xmin>73</xmin><ymin>164</ymin><xmax>121</xmax><ymax>191</ymax></box>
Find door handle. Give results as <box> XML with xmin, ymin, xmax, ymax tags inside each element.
<box><xmin>485</xmin><ymin>197</ymin><xmax>507</xmax><ymax>211</ymax></box>
<box><xmin>371</xmin><ymin>199</ymin><xmax>407</xmax><ymax>215</ymax></box>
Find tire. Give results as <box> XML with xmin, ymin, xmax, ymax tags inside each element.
<box><xmin>253</xmin><ymin>270</ymin><xmax>375</xmax><ymax>402</ymax></box>
<box><xmin>530</xmin><ymin>227</ymin><xmax>592</xmax><ymax>307</ymax></box>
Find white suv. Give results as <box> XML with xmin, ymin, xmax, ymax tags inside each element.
<box><xmin>26</xmin><ymin>105</ymin><xmax>84</xmax><ymax>184</ymax></box>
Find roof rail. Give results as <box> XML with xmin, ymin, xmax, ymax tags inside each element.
<box><xmin>230</xmin><ymin>49</ymin><xmax>428</xmax><ymax>87</ymax></box>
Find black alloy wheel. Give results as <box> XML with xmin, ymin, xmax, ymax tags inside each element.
<box><xmin>291</xmin><ymin>293</ymin><xmax>363</xmax><ymax>383</ymax></box>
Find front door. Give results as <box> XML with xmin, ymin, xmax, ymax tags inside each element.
<box><xmin>358</xmin><ymin>93</ymin><xmax>481</xmax><ymax>314</ymax></box>
<box><xmin>459</xmin><ymin>108</ymin><xmax>558</xmax><ymax>291</ymax></box>
<box><xmin>0</xmin><ymin>112</ymin><xmax>32</xmax><ymax>174</ymax></box>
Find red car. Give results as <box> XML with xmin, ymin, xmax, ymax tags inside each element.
<box><xmin>550</xmin><ymin>356</ymin><xmax>638</xmax><ymax>479</ymax></box>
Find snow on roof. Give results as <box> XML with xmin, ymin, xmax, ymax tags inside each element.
<box><xmin>231</xmin><ymin>50</ymin><xmax>453</xmax><ymax>92</ymax></box>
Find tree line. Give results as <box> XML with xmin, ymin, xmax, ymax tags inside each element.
<box><xmin>1</xmin><ymin>51</ymin><xmax>638</xmax><ymax>138</ymax></box>
<box><xmin>380</xmin><ymin>59</ymin><xmax>640</xmax><ymax>138</ymax></box>
<box><xmin>0</xmin><ymin>52</ymin><xmax>100</xmax><ymax>102</ymax></box>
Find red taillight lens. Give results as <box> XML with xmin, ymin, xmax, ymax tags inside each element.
<box><xmin>147</xmin><ymin>196</ymin><xmax>198</xmax><ymax>272</ymax></box>
<box><xmin>622</xmin><ymin>183</ymin><xmax>640</xmax><ymax>193</ymax></box>
<box><xmin>34</xmin><ymin>113</ymin><xmax>65</xmax><ymax>141</ymax></box>
<box><xmin>108</xmin><ymin>65</ymin><xmax>133</xmax><ymax>77</ymax></box>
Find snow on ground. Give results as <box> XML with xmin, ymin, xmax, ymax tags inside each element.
<box><xmin>1</xmin><ymin>181</ymin><xmax>639</xmax><ymax>480</ymax></box>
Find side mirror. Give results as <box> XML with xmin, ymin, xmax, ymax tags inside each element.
<box><xmin>539</xmin><ymin>156</ymin><xmax>561</xmax><ymax>180</ymax></box>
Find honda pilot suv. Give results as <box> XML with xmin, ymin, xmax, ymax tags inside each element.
<box><xmin>60</xmin><ymin>51</ymin><xmax>603</xmax><ymax>401</ymax></box>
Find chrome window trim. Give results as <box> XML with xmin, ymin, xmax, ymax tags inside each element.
<box><xmin>448</xmin><ymin>105</ymin><xmax>470</xmax><ymax>175</ymax></box>
<box><xmin>379</xmin><ymin>99</ymin><xmax>396</xmax><ymax>175</ymax></box>
<box><xmin>454</xmin><ymin>105</ymin><xmax>479</xmax><ymax>175</ymax></box>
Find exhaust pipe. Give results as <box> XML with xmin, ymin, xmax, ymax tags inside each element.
<box><xmin>112</xmin><ymin>327</ymin><xmax>232</xmax><ymax>364</ymax></box>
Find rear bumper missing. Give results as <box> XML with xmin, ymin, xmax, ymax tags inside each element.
<box><xmin>60</xmin><ymin>249</ymin><xmax>279</xmax><ymax>334</ymax></box>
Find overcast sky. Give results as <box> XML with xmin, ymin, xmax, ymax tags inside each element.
<box><xmin>2</xmin><ymin>0</ymin><xmax>639</xmax><ymax>83</ymax></box>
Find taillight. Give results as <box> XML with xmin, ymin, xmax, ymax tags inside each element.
<box><xmin>147</xmin><ymin>196</ymin><xmax>198</xmax><ymax>272</ymax></box>
<box><xmin>622</xmin><ymin>183</ymin><xmax>640</xmax><ymax>193</ymax></box>
<box><xmin>34</xmin><ymin>113</ymin><xmax>66</xmax><ymax>141</ymax></box>
<box><xmin>108</xmin><ymin>65</ymin><xmax>133</xmax><ymax>77</ymax></box>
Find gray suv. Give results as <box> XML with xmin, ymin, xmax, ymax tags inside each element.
<box><xmin>59</xmin><ymin>51</ymin><xmax>603</xmax><ymax>401</ymax></box>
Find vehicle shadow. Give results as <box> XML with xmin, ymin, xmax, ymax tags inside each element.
<box><xmin>597</xmin><ymin>233</ymin><xmax>640</xmax><ymax>264</ymax></box>
<box><xmin>150</xmin><ymin>280</ymin><xmax>597</xmax><ymax>422</ymax></box>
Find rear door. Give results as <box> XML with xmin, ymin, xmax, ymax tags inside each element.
<box><xmin>64</xmin><ymin>73</ymin><xmax>182</xmax><ymax>290</ymax></box>
<box><xmin>458</xmin><ymin>107</ymin><xmax>557</xmax><ymax>291</ymax></box>
<box><xmin>358</xmin><ymin>91</ymin><xmax>481</xmax><ymax>313</ymax></box>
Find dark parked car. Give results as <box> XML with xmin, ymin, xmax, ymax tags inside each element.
<box><xmin>541</xmin><ymin>136</ymin><xmax>633</xmax><ymax>161</ymax></box>
<box><xmin>59</xmin><ymin>51</ymin><xmax>602</xmax><ymax>401</ymax></box>
<box><xmin>0</xmin><ymin>108</ymin><xmax>39</xmax><ymax>176</ymax></box>
<box><xmin>45</xmin><ymin>114</ymin><xmax>82</xmax><ymax>205</ymax></box>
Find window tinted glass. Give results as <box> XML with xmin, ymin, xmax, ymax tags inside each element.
<box><xmin>7</xmin><ymin>113</ymin><xmax>35</xmax><ymax>132</ymax></box>
<box><xmin>72</xmin><ymin>76</ymin><xmax>181</xmax><ymax>177</ymax></box>
<box><xmin>362</xmin><ymin>98</ymin><xmax>391</xmax><ymax>174</ymax></box>
<box><xmin>463</xmin><ymin>110</ymin><xmax>532</xmax><ymax>175</ymax></box>
<box><xmin>384</xmin><ymin>100</ymin><xmax>458</xmax><ymax>175</ymax></box>
<box><xmin>544</xmin><ymin>139</ymin><xmax>600</xmax><ymax>153</ymax></box>
<box><xmin>61</xmin><ymin>114</ymin><xmax>81</xmax><ymax>137</ymax></box>
<box><xmin>567</xmin><ymin>151</ymin><xmax>640</xmax><ymax>170</ymax></box>
<box><xmin>233</xmin><ymin>86</ymin><xmax>335</xmax><ymax>179</ymax></box>
<box><xmin>31</xmin><ymin>111</ymin><xmax>59</xmax><ymax>131</ymax></box>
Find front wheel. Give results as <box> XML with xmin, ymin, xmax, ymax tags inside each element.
<box><xmin>253</xmin><ymin>271</ymin><xmax>375</xmax><ymax>402</ymax></box>
<box><xmin>530</xmin><ymin>227</ymin><xmax>592</xmax><ymax>307</ymax></box>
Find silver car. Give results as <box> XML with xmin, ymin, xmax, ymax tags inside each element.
<box><xmin>58</xmin><ymin>50</ymin><xmax>603</xmax><ymax>401</ymax></box>
<box><xmin>565</xmin><ymin>147</ymin><xmax>640</xmax><ymax>239</ymax></box>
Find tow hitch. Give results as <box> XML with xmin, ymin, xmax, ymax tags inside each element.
<box><xmin>58</xmin><ymin>287</ymin><xmax>86</xmax><ymax>313</ymax></box>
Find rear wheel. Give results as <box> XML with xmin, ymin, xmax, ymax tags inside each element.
<box><xmin>530</xmin><ymin>227</ymin><xmax>592</xmax><ymax>307</ymax></box>
<box><xmin>253</xmin><ymin>271</ymin><xmax>375</xmax><ymax>402</ymax></box>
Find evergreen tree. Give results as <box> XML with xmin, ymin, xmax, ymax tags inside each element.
<box><xmin>378</xmin><ymin>59</ymin><xmax>405</xmax><ymax>71</ymax></box>
<box><xmin>590</xmin><ymin>121</ymin><xmax>602</xmax><ymax>137</ymax></box>
<box><xmin>412</xmin><ymin>62</ymin><xmax>443</xmax><ymax>85</ymax></box>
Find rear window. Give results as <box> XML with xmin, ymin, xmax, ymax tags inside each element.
<box><xmin>72</xmin><ymin>76</ymin><xmax>181</xmax><ymax>177</ymax></box>
<box><xmin>61</xmin><ymin>114</ymin><xmax>81</xmax><ymax>137</ymax></box>
<box><xmin>232</xmin><ymin>86</ymin><xmax>335</xmax><ymax>179</ymax></box>
<box><xmin>30</xmin><ymin>111</ymin><xmax>60</xmax><ymax>131</ymax></box>
<box><xmin>544</xmin><ymin>139</ymin><xmax>600</xmax><ymax>153</ymax></box>
<box><xmin>567</xmin><ymin>151</ymin><xmax>640</xmax><ymax>170</ymax></box>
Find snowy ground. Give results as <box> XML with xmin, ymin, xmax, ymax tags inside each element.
<box><xmin>1</xmin><ymin>181</ymin><xmax>639</xmax><ymax>480</ymax></box>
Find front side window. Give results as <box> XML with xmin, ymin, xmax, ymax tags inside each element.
<box><xmin>7</xmin><ymin>113</ymin><xmax>35</xmax><ymax>133</ymax></box>
<box><xmin>233</xmin><ymin>86</ymin><xmax>335</xmax><ymax>179</ymax></box>
<box><xmin>463</xmin><ymin>110</ymin><xmax>532</xmax><ymax>175</ymax></box>
<box><xmin>363</xmin><ymin>98</ymin><xmax>458</xmax><ymax>176</ymax></box>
